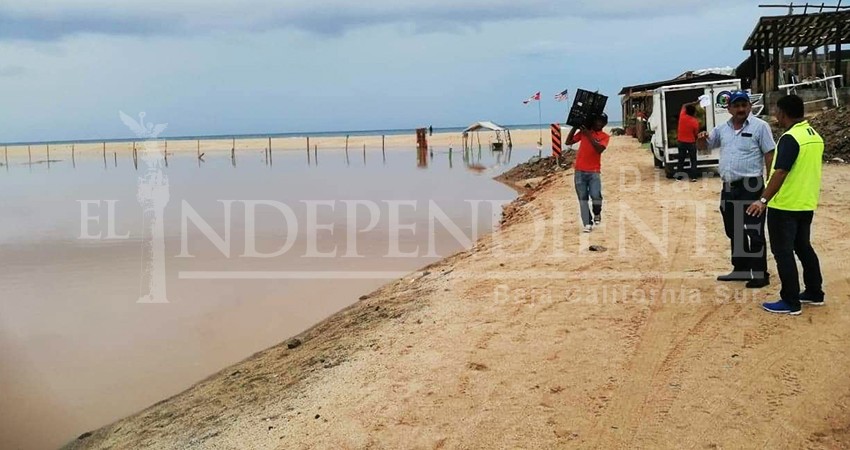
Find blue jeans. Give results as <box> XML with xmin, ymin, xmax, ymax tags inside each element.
<box><xmin>574</xmin><ymin>170</ymin><xmax>603</xmax><ymax>226</ymax></box>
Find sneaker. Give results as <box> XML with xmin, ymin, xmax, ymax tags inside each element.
<box><xmin>762</xmin><ymin>300</ymin><xmax>802</xmax><ymax>315</ymax></box>
<box><xmin>583</xmin><ymin>224</ymin><xmax>593</xmax><ymax>233</ymax></box>
<box><xmin>593</xmin><ymin>215</ymin><xmax>602</xmax><ymax>225</ymax></box>
<box><xmin>745</xmin><ymin>277</ymin><xmax>770</xmax><ymax>289</ymax></box>
<box><xmin>799</xmin><ymin>291</ymin><xmax>825</xmax><ymax>306</ymax></box>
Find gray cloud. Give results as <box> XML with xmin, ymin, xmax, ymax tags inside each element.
<box><xmin>0</xmin><ymin>1</ymin><xmax>739</xmax><ymax>41</ymax></box>
<box><xmin>0</xmin><ymin>65</ymin><xmax>27</xmax><ymax>77</ymax></box>
<box><xmin>0</xmin><ymin>11</ymin><xmax>181</xmax><ymax>41</ymax></box>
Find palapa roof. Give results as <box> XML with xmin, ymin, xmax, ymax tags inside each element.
<box><xmin>462</xmin><ymin>121</ymin><xmax>507</xmax><ymax>134</ymax></box>
<box><xmin>743</xmin><ymin>9</ymin><xmax>850</xmax><ymax>50</ymax></box>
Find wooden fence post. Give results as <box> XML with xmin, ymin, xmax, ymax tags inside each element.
<box><xmin>345</xmin><ymin>135</ymin><xmax>350</xmax><ymax>165</ymax></box>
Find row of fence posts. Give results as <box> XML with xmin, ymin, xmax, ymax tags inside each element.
<box><xmin>2</xmin><ymin>135</ymin><xmax>395</xmax><ymax>170</ymax></box>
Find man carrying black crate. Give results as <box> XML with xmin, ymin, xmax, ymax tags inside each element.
<box><xmin>566</xmin><ymin>113</ymin><xmax>610</xmax><ymax>233</ymax></box>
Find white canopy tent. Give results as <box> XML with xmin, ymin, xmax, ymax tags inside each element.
<box><xmin>461</xmin><ymin>121</ymin><xmax>512</xmax><ymax>151</ymax></box>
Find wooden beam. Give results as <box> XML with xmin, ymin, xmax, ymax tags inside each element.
<box><xmin>837</xmin><ymin>15</ymin><xmax>844</xmax><ymax>85</ymax></box>
<box><xmin>773</xmin><ymin>28</ymin><xmax>781</xmax><ymax>90</ymax></box>
<box><xmin>753</xmin><ymin>49</ymin><xmax>760</xmax><ymax>91</ymax></box>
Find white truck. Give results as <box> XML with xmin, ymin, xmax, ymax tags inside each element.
<box><xmin>648</xmin><ymin>79</ymin><xmax>742</xmax><ymax>178</ymax></box>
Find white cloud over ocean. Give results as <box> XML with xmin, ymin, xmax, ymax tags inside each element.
<box><xmin>1</xmin><ymin>0</ymin><xmax>743</xmax><ymax>40</ymax></box>
<box><xmin>0</xmin><ymin>1</ymin><xmax>761</xmax><ymax>142</ymax></box>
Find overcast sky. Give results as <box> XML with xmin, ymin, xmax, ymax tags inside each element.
<box><xmin>0</xmin><ymin>1</ymin><xmax>767</xmax><ymax>142</ymax></box>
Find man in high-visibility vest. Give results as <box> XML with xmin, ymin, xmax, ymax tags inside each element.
<box><xmin>746</xmin><ymin>94</ymin><xmax>825</xmax><ymax>315</ymax></box>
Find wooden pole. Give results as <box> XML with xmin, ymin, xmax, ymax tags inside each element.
<box><xmin>268</xmin><ymin>137</ymin><xmax>273</xmax><ymax>165</ymax></box>
<box><xmin>752</xmin><ymin>49</ymin><xmax>759</xmax><ymax>91</ymax></box>
<box><xmin>363</xmin><ymin>143</ymin><xmax>366</xmax><ymax>164</ymax></box>
<box><xmin>4</xmin><ymin>145</ymin><xmax>7</xmax><ymax>166</ymax></box>
<box><xmin>382</xmin><ymin>135</ymin><xmax>386</xmax><ymax>163</ymax></box>
<box><xmin>72</xmin><ymin>144</ymin><xmax>76</xmax><ymax>168</ymax></box>
<box><xmin>345</xmin><ymin>135</ymin><xmax>350</xmax><ymax>165</ymax></box>
<box><xmin>114</xmin><ymin>152</ymin><xmax>117</xmax><ymax>167</ymax></box>
<box><xmin>28</xmin><ymin>145</ymin><xmax>32</xmax><ymax>164</ymax></box>
<box><xmin>836</xmin><ymin>16</ymin><xmax>844</xmax><ymax>87</ymax></box>
<box><xmin>307</xmin><ymin>137</ymin><xmax>311</xmax><ymax>164</ymax></box>
<box><xmin>133</xmin><ymin>142</ymin><xmax>137</xmax><ymax>170</ymax></box>
<box><xmin>46</xmin><ymin>144</ymin><xmax>50</xmax><ymax>161</ymax></box>
<box><xmin>772</xmin><ymin>30</ymin><xmax>780</xmax><ymax>91</ymax></box>
<box><xmin>102</xmin><ymin>142</ymin><xmax>106</xmax><ymax>168</ymax></box>
<box><xmin>314</xmin><ymin>144</ymin><xmax>318</xmax><ymax>165</ymax></box>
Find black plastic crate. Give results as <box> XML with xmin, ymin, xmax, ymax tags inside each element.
<box><xmin>566</xmin><ymin>89</ymin><xmax>608</xmax><ymax>127</ymax></box>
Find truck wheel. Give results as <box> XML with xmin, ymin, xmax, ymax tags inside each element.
<box><xmin>664</xmin><ymin>163</ymin><xmax>676</xmax><ymax>179</ymax></box>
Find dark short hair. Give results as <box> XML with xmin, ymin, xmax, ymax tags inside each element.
<box><xmin>685</xmin><ymin>104</ymin><xmax>696</xmax><ymax>116</ymax></box>
<box><xmin>776</xmin><ymin>94</ymin><xmax>805</xmax><ymax>119</ymax></box>
<box><xmin>596</xmin><ymin>113</ymin><xmax>608</xmax><ymax>125</ymax></box>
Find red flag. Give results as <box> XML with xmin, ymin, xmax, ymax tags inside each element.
<box><xmin>523</xmin><ymin>91</ymin><xmax>541</xmax><ymax>104</ymax></box>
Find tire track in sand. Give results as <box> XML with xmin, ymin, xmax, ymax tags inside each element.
<box><xmin>583</xmin><ymin>176</ymin><xmax>771</xmax><ymax>448</ymax></box>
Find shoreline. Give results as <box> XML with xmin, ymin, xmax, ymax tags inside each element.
<box><xmin>0</xmin><ymin>123</ymin><xmax>624</xmax><ymax>149</ymax></box>
<box><xmin>60</xmin><ymin>144</ymin><xmax>558</xmax><ymax>449</ymax></box>
<box><xmin>64</xmin><ymin>135</ymin><xmax>850</xmax><ymax>449</ymax></box>
<box><xmin>0</xmin><ymin>127</ymin><xmax>615</xmax><ymax>163</ymax></box>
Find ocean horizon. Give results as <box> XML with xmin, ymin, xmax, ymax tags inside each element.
<box><xmin>0</xmin><ymin>121</ymin><xmax>624</xmax><ymax>148</ymax></box>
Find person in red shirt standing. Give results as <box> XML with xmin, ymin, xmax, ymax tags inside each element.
<box><xmin>676</xmin><ymin>101</ymin><xmax>701</xmax><ymax>182</ymax></box>
<box><xmin>566</xmin><ymin>113</ymin><xmax>611</xmax><ymax>233</ymax></box>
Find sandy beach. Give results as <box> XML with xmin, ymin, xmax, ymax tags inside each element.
<box><xmin>63</xmin><ymin>135</ymin><xmax>850</xmax><ymax>449</ymax></box>
<box><xmin>0</xmin><ymin>128</ymin><xmax>557</xmax><ymax>165</ymax></box>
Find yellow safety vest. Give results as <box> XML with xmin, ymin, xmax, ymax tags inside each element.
<box><xmin>769</xmin><ymin>120</ymin><xmax>823</xmax><ymax>211</ymax></box>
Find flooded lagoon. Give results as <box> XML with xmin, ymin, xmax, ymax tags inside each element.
<box><xmin>0</xmin><ymin>144</ymin><xmax>539</xmax><ymax>449</ymax></box>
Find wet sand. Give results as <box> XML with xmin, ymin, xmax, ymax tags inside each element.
<box><xmin>65</xmin><ymin>136</ymin><xmax>850</xmax><ymax>449</ymax></box>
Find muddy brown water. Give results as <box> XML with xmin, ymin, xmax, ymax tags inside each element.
<box><xmin>0</xmin><ymin>145</ymin><xmax>538</xmax><ymax>449</ymax></box>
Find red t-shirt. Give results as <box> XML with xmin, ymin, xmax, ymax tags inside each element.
<box><xmin>677</xmin><ymin>107</ymin><xmax>700</xmax><ymax>144</ymax></box>
<box><xmin>568</xmin><ymin>129</ymin><xmax>610</xmax><ymax>173</ymax></box>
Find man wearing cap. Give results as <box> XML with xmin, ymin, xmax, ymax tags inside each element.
<box><xmin>746</xmin><ymin>94</ymin><xmax>825</xmax><ymax>315</ymax></box>
<box><xmin>697</xmin><ymin>91</ymin><xmax>775</xmax><ymax>288</ymax></box>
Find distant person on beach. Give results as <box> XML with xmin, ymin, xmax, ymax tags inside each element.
<box><xmin>429</xmin><ymin>125</ymin><xmax>433</xmax><ymax>136</ymax></box>
<box><xmin>566</xmin><ymin>113</ymin><xmax>610</xmax><ymax>233</ymax></box>
<box><xmin>745</xmin><ymin>94</ymin><xmax>825</xmax><ymax>315</ymax></box>
<box><xmin>676</xmin><ymin>101</ymin><xmax>701</xmax><ymax>182</ymax></box>
<box><xmin>697</xmin><ymin>91</ymin><xmax>775</xmax><ymax>289</ymax></box>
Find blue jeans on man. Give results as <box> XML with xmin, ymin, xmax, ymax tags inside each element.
<box><xmin>575</xmin><ymin>170</ymin><xmax>602</xmax><ymax>226</ymax></box>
